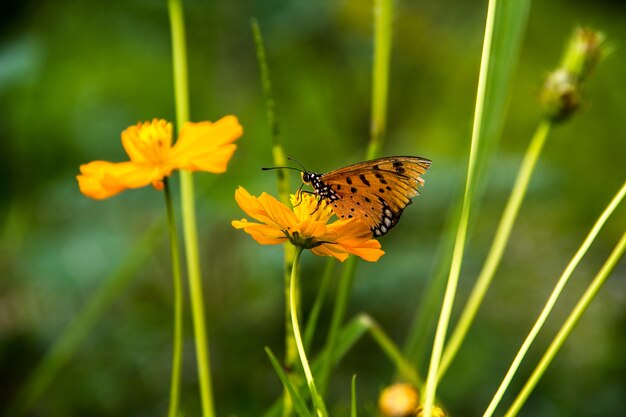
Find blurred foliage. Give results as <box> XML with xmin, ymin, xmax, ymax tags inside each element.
<box><xmin>0</xmin><ymin>0</ymin><xmax>625</xmax><ymax>416</ymax></box>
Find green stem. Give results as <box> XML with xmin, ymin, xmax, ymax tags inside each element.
<box><xmin>421</xmin><ymin>0</ymin><xmax>498</xmax><ymax>415</ymax></box>
<box><xmin>168</xmin><ymin>1</ymin><xmax>216</xmax><ymax>416</ymax></box>
<box><xmin>283</xmin><ymin>243</ymin><xmax>298</xmax><ymax>417</ymax></box>
<box><xmin>482</xmin><ymin>180</ymin><xmax>626</xmax><ymax>417</ymax></box>
<box><xmin>164</xmin><ymin>178</ymin><xmax>184</xmax><ymax>417</ymax></box>
<box><xmin>439</xmin><ymin>121</ymin><xmax>552</xmax><ymax>379</ymax></box>
<box><xmin>504</xmin><ymin>230</ymin><xmax>626</xmax><ymax>417</ymax></box>
<box><xmin>290</xmin><ymin>247</ymin><xmax>329</xmax><ymax>417</ymax></box>
<box><xmin>366</xmin><ymin>0</ymin><xmax>393</xmax><ymax>160</ymax></box>
<box><xmin>318</xmin><ymin>255</ymin><xmax>357</xmax><ymax>395</ymax></box>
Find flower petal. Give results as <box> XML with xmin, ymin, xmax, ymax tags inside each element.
<box><xmin>77</xmin><ymin>160</ymin><xmax>163</xmax><ymax>199</ymax></box>
<box><xmin>235</xmin><ymin>187</ymin><xmax>298</xmax><ymax>232</ymax></box>
<box><xmin>311</xmin><ymin>244</ymin><xmax>349</xmax><ymax>262</ymax></box>
<box><xmin>328</xmin><ymin>219</ymin><xmax>385</xmax><ymax>262</ymax></box>
<box><xmin>231</xmin><ymin>219</ymin><xmax>287</xmax><ymax>245</ymax></box>
<box><xmin>170</xmin><ymin>116</ymin><xmax>243</xmax><ymax>173</ymax></box>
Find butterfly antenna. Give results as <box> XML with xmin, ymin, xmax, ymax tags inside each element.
<box><xmin>286</xmin><ymin>156</ymin><xmax>308</xmax><ymax>172</ymax></box>
<box><xmin>261</xmin><ymin>166</ymin><xmax>303</xmax><ymax>172</ymax></box>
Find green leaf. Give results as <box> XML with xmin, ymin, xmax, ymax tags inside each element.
<box><xmin>265</xmin><ymin>347</ymin><xmax>314</xmax><ymax>417</ymax></box>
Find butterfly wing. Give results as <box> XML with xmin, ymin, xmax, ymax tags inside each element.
<box><xmin>319</xmin><ymin>156</ymin><xmax>431</xmax><ymax>236</ymax></box>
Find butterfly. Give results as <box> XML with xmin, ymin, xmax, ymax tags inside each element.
<box><xmin>266</xmin><ymin>156</ymin><xmax>431</xmax><ymax>237</ymax></box>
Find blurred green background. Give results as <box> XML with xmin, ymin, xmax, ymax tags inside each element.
<box><xmin>1</xmin><ymin>0</ymin><xmax>625</xmax><ymax>416</ymax></box>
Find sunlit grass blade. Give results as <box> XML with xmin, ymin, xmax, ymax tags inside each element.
<box><xmin>8</xmin><ymin>218</ymin><xmax>164</xmax><ymax>416</ymax></box>
<box><xmin>403</xmin><ymin>0</ymin><xmax>531</xmax><ymax>376</ymax></box>
<box><xmin>265</xmin><ymin>347</ymin><xmax>314</xmax><ymax>417</ymax></box>
<box><xmin>422</xmin><ymin>0</ymin><xmax>532</xmax><ymax>415</ymax></box>
<box><xmin>482</xmin><ymin>180</ymin><xmax>626</xmax><ymax>417</ymax></box>
<box><xmin>504</xmin><ymin>230</ymin><xmax>626</xmax><ymax>417</ymax></box>
<box><xmin>438</xmin><ymin>120</ymin><xmax>551</xmax><ymax>379</ymax></box>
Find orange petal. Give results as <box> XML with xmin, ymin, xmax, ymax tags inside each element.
<box><xmin>171</xmin><ymin>116</ymin><xmax>243</xmax><ymax>173</ymax></box>
<box><xmin>77</xmin><ymin>160</ymin><xmax>163</xmax><ymax>199</ymax></box>
<box><xmin>77</xmin><ymin>161</ymin><xmax>127</xmax><ymax>199</ymax></box>
<box><xmin>234</xmin><ymin>187</ymin><xmax>299</xmax><ymax>232</ymax></box>
<box><xmin>234</xmin><ymin>187</ymin><xmax>284</xmax><ymax>228</ymax></box>
<box><xmin>311</xmin><ymin>244</ymin><xmax>349</xmax><ymax>262</ymax></box>
<box><xmin>329</xmin><ymin>219</ymin><xmax>384</xmax><ymax>262</ymax></box>
<box><xmin>231</xmin><ymin>219</ymin><xmax>287</xmax><ymax>245</ymax></box>
<box><xmin>257</xmin><ymin>192</ymin><xmax>299</xmax><ymax>231</ymax></box>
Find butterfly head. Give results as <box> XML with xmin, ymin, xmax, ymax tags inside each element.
<box><xmin>301</xmin><ymin>171</ymin><xmax>313</xmax><ymax>185</ymax></box>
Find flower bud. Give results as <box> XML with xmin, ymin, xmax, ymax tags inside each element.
<box><xmin>379</xmin><ymin>383</ymin><xmax>420</xmax><ymax>417</ymax></box>
<box><xmin>539</xmin><ymin>27</ymin><xmax>607</xmax><ymax>122</ymax></box>
<box><xmin>539</xmin><ymin>69</ymin><xmax>581</xmax><ymax>122</ymax></box>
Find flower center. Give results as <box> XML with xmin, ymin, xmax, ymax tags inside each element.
<box><xmin>133</xmin><ymin>120</ymin><xmax>172</xmax><ymax>164</ymax></box>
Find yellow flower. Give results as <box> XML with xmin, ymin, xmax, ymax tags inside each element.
<box><xmin>77</xmin><ymin>116</ymin><xmax>242</xmax><ymax>199</ymax></box>
<box><xmin>231</xmin><ymin>187</ymin><xmax>384</xmax><ymax>262</ymax></box>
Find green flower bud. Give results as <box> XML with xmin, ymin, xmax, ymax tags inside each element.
<box><xmin>539</xmin><ymin>28</ymin><xmax>608</xmax><ymax>122</ymax></box>
<box><xmin>539</xmin><ymin>69</ymin><xmax>581</xmax><ymax>122</ymax></box>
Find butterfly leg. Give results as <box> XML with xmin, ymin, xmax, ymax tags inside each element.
<box><xmin>293</xmin><ymin>189</ymin><xmax>315</xmax><ymax>208</ymax></box>
<box><xmin>309</xmin><ymin>194</ymin><xmax>325</xmax><ymax>215</ymax></box>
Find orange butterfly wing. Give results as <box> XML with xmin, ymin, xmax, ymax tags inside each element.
<box><xmin>315</xmin><ymin>156</ymin><xmax>431</xmax><ymax>236</ymax></box>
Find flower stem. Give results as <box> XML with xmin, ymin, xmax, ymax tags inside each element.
<box><xmin>504</xmin><ymin>230</ymin><xmax>626</xmax><ymax>417</ymax></box>
<box><xmin>283</xmin><ymin>243</ymin><xmax>298</xmax><ymax>417</ymax></box>
<box><xmin>438</xmin><ymin>120</ymin><xmax>552</xmax><ymax>379</ymax></box>
<box><xmin>366</xmin><ymin>0</ymin><xmax>393</xmax><ymax>160</ymax></box>
<box><xmin>168</xmin><ymin>1</ymin><xmax>216</xmax><ymax>416</ymax></box>
<box><xmin>421</xmin><ymin>0</ymin><xmax>498</xmax><ymax>415</ymax></box>
<box><xmin>290</xmin><ymin>247</ymin><xmax>328</xmax><ymax>417</ymax></box>
<box><xmin>482</xmin><ymin>180</ymin><xmax>626</xmax><ymax>417</ymax></box>
<box><xmin>163</xmin><ymin>178</ymin><xmax>184</xmax><ymax>417</ymax></box>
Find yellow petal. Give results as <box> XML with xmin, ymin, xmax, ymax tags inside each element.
<box><xmin>171</xmin><ymin>116</ymin><xmax>242</xmax><ymax>173</ymax></box>
<box><xmin>121</xmin><ymin>119</ymin><xmax>173</xmax><ymax>164</ymax></box>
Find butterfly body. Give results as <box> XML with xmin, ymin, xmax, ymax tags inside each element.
<box><xmin>301</xmin><ymin>156</ymin><xmax>431</xmax><ymax>237</ymax></box>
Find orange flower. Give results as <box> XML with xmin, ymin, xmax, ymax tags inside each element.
<box><xmin>231</xmin><ymin>187</ymin><xmax>384</xmax><ymax>262</ymax></box>
<box><xmin>77</xmin><ymin>116</ymin><xmax>242</xmax><ymax>199</ymax></box>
